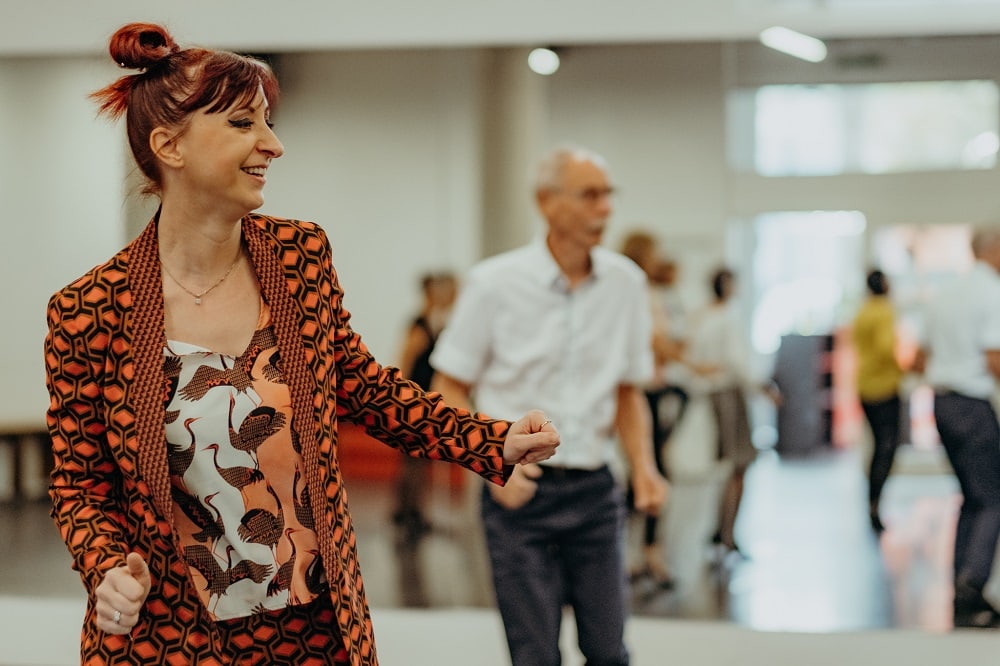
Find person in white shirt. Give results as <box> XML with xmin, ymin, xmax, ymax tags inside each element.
<box><xmin>686</xmin><ymin>268</ymin><xmax>757</xmax><ymax>557</ymax></box>
<box><xmin>914</xmin><ymin>228</ymin><xmax>1000</xmax><ymax>629</ymax></box>
<box><xmin>431</xmin><ymin>146</ymin><xmax>669</xmax><ymax>666</ymax></box>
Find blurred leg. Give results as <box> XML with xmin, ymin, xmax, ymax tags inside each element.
<box><xmin>933</xmin><ymin>393</ymin><xmax>1000</xmax><ymax>626</ymax></box>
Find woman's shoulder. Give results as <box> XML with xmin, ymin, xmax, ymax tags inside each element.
<box><xmin>245</xmin><ymin>214</ymin><xmax>334</xmax><ymax>260</ymax></box>
<box><xmin>248</xmin><ymin>213</ymin><xmax>324</xmax><ymax>239</ymax></box>
<box><xmin>46</xmin><ymin>247</ymin><xmax>131</xmax><ymax>336</ymax></box>
<box><xmin>52</xmin><ymin>247</ymin><xmax>130</xmax><ymax>301</ymax></box>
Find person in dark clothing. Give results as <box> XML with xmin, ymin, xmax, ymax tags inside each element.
<box><xmin>392</xmin><ymin>272</ymin><xmax>458</xmax><ymax>541</ymax></box>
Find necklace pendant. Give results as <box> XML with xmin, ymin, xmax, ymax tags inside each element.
<box><xmin>194</xmin><ymin>297</ymin><xmax>202</xmax><ymax>305</ymax></box>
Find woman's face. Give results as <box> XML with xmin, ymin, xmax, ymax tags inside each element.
<box><xmin>168</xmin><ymin>86</ymin><xmax>284</xmax><ymax>216</ymax></box>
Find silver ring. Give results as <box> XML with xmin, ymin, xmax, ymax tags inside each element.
<box><xmin>541</xmin><ymin>419</ymin><xmax>552</xmax><ymax>426</ymax></box>
<box><xmin>112</xmin><ymin>609</ymin><xmax>121</xmax><ymax>625</ymax></box>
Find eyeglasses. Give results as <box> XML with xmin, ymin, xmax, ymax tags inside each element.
<box><xmin>553</xmin><ymin>186</ymin><xmax>618</xmax><ymax>204</ymax></box>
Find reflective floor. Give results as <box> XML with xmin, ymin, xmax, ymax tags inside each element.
<box><xmin>0</xmin><ymin>441</ymin><xmax>970</xmax><ymax>636</ymax></box>
<box><xmin>348</xmin><ymin>444</ymin><xmax>963</xmax><ymax>633</ymax></box>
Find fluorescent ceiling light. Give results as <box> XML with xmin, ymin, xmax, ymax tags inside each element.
<box><xmin>759</xmin><ymin>26</ymin><xmax>828</xmax><ymax>63</ymax></box>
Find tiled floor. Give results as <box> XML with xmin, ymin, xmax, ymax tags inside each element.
<box><xmin>0</xmin><ymin>439</ymin><xmax>982</xmax><ymax>636</ymax></box>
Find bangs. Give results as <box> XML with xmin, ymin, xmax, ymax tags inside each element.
<box><xmin>184</xmin><ymin>52</ymin><xmax>280</xmax><ymax>115</ymax></box>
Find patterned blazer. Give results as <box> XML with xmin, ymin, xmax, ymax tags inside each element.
<box><xmin>44</xmin><ymin>214</ymin><xmax>511</xmax><ymax>665</ymax></box>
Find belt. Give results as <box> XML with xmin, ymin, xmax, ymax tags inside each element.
<box><xmin>536</xmin><ymin>465</ymin><xmax>606</xmax><ymax>480</ymax></box>
<box><xmin>935</xmin><ymin>389</ymin><xmax>983</xmax><ymax>400</ymax></box>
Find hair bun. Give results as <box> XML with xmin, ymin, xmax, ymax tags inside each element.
<box><xmin>108</xmin><ymin>22</ymin><xmax>179</xmax><ymax>70</ymax></box>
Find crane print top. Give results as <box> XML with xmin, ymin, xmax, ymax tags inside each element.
<box><xmin>164</xmin><ymin>300</ymin><xmax>327</xmax><ymax>620</ymax></box>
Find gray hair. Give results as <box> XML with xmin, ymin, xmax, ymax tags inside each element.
<box><xmin>534</xmin><ymin>145</ymin><xmax>609</xmax><ymax>193</ymax></box>
<box><xmin>971</xmin><ymin>227</ymin><xmax>1000</xmax><ymax>258</ymax></box>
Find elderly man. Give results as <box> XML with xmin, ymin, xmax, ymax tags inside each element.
<box><xmin>431</xmin><ymin>146</ymin><xmax>668</xmax><ymax>665</ymax></box>
<box><xmin>915</xmin><ymin>228</ymin><xmax>1000</xmax><ymax>629</ymax></box>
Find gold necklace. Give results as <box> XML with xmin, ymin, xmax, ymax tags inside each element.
<box><xmin>161</xmin><ymin>252</ymin><xmax>242</xmax><ymax>305</ymax></box>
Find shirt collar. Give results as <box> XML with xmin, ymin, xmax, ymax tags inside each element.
<box><xmin>526</xmin><ymin>236</ymin><xmax>604</xmax><ymax>292</ymax></box>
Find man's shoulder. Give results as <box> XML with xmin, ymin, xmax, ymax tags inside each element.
<box><xmin>942</xmin><ymin>265</ymin><xmax>1000</xmax><ymax>302</ymax></box>
<box><xmin>593</xmin><ymin>246</ymin><xmax>647</xmax><ymax>284</ymax></box>
<box><xmin>468</xmin><ymin>244</ymin><xmax>537</xmax><ymax>278</ymax></box>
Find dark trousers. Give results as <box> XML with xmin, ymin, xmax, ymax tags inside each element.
<box><xmin>933</xmin><ymin>393</ymin><xmax>1000</xmax><ymax>600</ymax></box>
<box><xmin>861</xmin><ymin>395</ymin><xmax>901</xmax><ymax>506</ymax></box>
<box><xmin>636</xmin><ymin>385</ymin><xmax>688</xmax><ymax>545</ymax></box>
<box><xmin>482</xmin><ymin>466</ymin><xmax>629</xmax><ymax>666</ymax></box>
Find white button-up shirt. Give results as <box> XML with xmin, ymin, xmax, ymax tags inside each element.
<box><xmin>923</xmin><ymin>260</ymin><xmax>1000</xmax><ymax>400</ymax></box>
<box><xmin>430</xmin><ymin>239</ymin><xmax>654</xmax><ymax>469</ymax></box>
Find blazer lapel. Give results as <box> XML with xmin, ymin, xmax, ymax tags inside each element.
<box><xmin>127</xmin><ymin>219</ymin><xmax>173</xmax><ymax>523</ymax></box>
<box><xmin>243</xmin><ymin>216</ymin><xmax>329</xmax><ymax>538</ymax></box>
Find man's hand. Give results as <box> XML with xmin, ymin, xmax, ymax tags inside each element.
<box><xmin>95</xmin><ymin>552</ymin><xmax>151</xmax><ymax>635</ymax></box>
<box><xmin>489</xmin><ymin>463</ymin><xmax>543</xmax><ymax>510</ymax></box>
<box><xmin>502</xmin><ymin>410</ymin><xmax>559</xmax><ymax>466</ymax></box>
<box><xmin>631</xmin><ymin>465</ymin><xmax>669</xmax><ymax>516</ymax></box>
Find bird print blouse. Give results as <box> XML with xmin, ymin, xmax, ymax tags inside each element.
<box><xmin>166</xmin><ymin>300</ymin><xmax>326</xmax><ymax>620</ymax></box>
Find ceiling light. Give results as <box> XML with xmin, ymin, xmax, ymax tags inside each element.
<box><xmin>528</xmin><ymin>47</ymin><xmax>560</xmax><ymax>75</ymax></box>
<box><xmin>759</xmin><ymin>26</ymin><xmax>828</xmax><ymax>63</ymax></box>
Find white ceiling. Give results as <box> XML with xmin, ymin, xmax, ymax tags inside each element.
<box><xmin>5</xmin><ymin>0</ymin><xmax>1000</xmax><ymax>57</ymax></box>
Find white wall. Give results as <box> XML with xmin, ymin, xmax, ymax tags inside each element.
<box><xmin>728</xmin><ymin>36</ymin><xmax>1000</xmax><ymax>230</ymax></box>
<box><xmin>258</xmin><ymin>50</ymin><xmax>487</xmax><ymax>363</ymax></box>
<box><xmin>547</xmin><ymin>42</ymin><xmax>731</xmax><ymax>306</ymax></box>
<box><xmin>0</xmin><ymin>56</ymin><xmax>126</xmax><ymax>427</ymax></box>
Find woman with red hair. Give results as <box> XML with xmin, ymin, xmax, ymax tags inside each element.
<box><xmin>44</xmin><ymin>22</ymin><xmax>559</xmax><ymax>665</ymax></box>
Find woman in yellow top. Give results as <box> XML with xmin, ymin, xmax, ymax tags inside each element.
<box><xmin>852</xmin><ymin>269</ymin><xmax>903</xmax><ymax>533</ymax></box>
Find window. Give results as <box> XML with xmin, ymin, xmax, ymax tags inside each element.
<box><xmin>750</xmin><ymin>211</ymin><xmax>866</xmax><ymax>355</ymax></box>
<box><xmin>728</xmin><ymin>80</ymin><xmax>999</xmax><ymax>176</ymax></box>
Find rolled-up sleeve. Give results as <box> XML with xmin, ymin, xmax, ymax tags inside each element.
<box><xmin>430</xmin><ymin>271</ymin><xmax>495</xmax><ymax>384</ymax></box>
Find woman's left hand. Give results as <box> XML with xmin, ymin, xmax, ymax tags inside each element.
<box><xmin>503</xmin><ymin>410</ymin><xmax>560</xmax><ymax>465</ymax></box>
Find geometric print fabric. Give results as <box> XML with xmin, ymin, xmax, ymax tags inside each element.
<box><xmin>45</xmin><ymin>214</ymin><xmax>511</xmax><ymax>665</ymax></box>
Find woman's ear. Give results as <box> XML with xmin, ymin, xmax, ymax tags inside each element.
<box><xmin>149</xmin><ymin>127</ymin><xmax>183</xmax><ymax>168</ymax></box>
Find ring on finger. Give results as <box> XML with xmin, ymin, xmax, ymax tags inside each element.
<box><xmin>112</xmin><ymin>609</ymin><xmax>122</xmax><ymax>625</ymax></box>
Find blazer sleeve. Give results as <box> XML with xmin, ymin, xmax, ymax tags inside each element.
<box><xmin>44</xmin><ymin>288</ymin><xmax>129</xmax><ymax>592</ymax></box>
<box><xmin>311</xmin><ymin>228</ymin><xmax>511</xmax><ymax>484</ymax></box>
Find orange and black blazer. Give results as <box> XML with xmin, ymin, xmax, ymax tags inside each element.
<box><xmin>44</xmin><ymin>214</ymin><xmax>510</xmax><ymax>665</ymax></box>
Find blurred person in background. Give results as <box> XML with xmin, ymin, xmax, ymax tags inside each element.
<box><xmin>914</xmin><ymin>228</ymin><xmax>1000</xmax><ymax>629</ymax></box>
<box><xmin>686</xmin><ymin>268</ymin><xmax>757</xmax><ymax>559</ymax></box>
<box><xmin>851</xmin><ymin>269</ymin><xmax>903</xmax><ymax>534</ymax></box>
<box><xmin>620</xmin><ymin>231</ymin><xmax>686</xmax><ymax>590</ymax></box>
<box><xmin>392</xmin><ymin>271</ymin><xmax>458</xmax><ymax>543</ymax></box>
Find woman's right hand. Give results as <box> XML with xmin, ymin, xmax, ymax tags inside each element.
<box><xmin>95</xmin><ymin>552</ymin><xmax>151</xmax><ymax>635</ymax></box>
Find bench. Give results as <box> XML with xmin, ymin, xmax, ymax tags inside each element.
<box><xmin>0</xmin><ymin>425</ymin><xmax>51</xmax><ymax>503</ymax></box>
